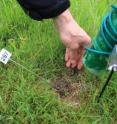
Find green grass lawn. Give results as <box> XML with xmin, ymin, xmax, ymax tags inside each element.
<box><xmin>0</xmin><ymin>0</ymin><xmax>117</xmax><ymax>123</ymax></box>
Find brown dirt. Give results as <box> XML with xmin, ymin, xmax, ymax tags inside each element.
<box><xmin>51</xmin><ymin>69</ymin><xmax>87</xmax><ymax>107</ymax></box>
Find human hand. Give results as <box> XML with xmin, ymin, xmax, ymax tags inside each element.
<box><xmin>54</xmin><ymin>9</ymin><xmax>91</xmax><ymax>69</ymax></box>
<box><xmin>65</xmin><ymin>47</ymin><xmax>85</xmax><ymax>69</ymax></box>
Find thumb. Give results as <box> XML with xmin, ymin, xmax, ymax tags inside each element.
<box><xmin>79</xmin><ymin>34</ymin><xmax>91</xmax><ymax>47</ymax></box>
<box><xmin>76</xmin><ymin>25</ymin><xmax>91</xmax><ymax>46</ymax></box>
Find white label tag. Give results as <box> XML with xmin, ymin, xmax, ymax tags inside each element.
<box><xmin>108</xmin><ymin>64</ymin><xmax>117</xmax><ymax>71</ymax></box>
<box><xmin>0</xmin><ymin>49</ymin><xmax>12</xmax><ymax>64</ymax></box>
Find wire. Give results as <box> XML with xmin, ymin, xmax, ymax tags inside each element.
<box><xmin>85</xmin><ymin>47</ymin><xmax>111</xmax><ymax>55</ymax></box>
<box><xmin>111</xmin><ymin>5</ymin><xmax>117</xmax><ymax>10</ymax></box>
<box><xmin>85</xmin><ymin>5</ymin><xmax>117</xmax><ymax>56</ymax></box>
<box><xmin>103</xmin><ymin>15</ymin><xmax>117</xmax><ymax>42</ymax></box>
<box><xmin>10</xmin><ymin>59</ymin><xmax>45</xmax><ymax>81</ymax></box>
<box><xmin>109</xmin><ymin>12</ymin><xmax>117</xmax><ymax>35</ymax></box>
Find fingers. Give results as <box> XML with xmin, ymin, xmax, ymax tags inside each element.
<box><xmin>77</xmin><ymin>47</ymin><xmax>85</xmax><ymax>69</ymax></box>
<box><xmin>66</xmin><ymin>59</ymin><xmax>77</xmax><ymax>68</ymax></box>
<box><xmin>65</xmin><ymin>48</ymin><xmax>73</xmax><ymax>68</ymax></box>
<box><xmin>65</xmin><ymin>48</ymin><xmax>70</xmax><ymax>62</ymax></box>
<box><xmin>77</xmin><ymin>59</ymin><xmax>83</xmax><ymax>70</ymax></box>
<box><xmin>66</xmin><ymin>48</ymin><xmax>79</xmax><ymax>68</ymax></box>
<box><xmin>65</xmin><ymin>46</ymin><xmax>86</xmax><ymax>70</ymax></box>
<box><xmin>66</xmin><ymin>59</ymin><xmax>71</xmax><ymax>68</ymax></box>
<box><xmin>69</xmin><ymin>49</ymin><xmax>78</xmax><ymax>68</ymax></box>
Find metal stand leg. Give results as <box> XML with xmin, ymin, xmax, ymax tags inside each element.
<box><xmin>97</xmin><ymin>68</ymin><xmax>114</xmax><ymax>102</ymax></box>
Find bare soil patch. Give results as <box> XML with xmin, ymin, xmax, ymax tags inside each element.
<box><xmin>51</xmin><ymin>69</ymin><xmax>87</xmax><ymax>106</ymax></box>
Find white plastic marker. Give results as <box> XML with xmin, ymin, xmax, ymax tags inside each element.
<box><xmin>0</xmin><ymin>48</ymin><xmax>12</xmax><ymax>64</ymax></box>
<box><xmin>0</xmin><ymin>48</ymin><xmax>44</xmax><ymax>80</ymax></box>
<box><xmin>108</xmin><ymin>45</ymin><xmax>117</xmax><ymax>72</ymax></box>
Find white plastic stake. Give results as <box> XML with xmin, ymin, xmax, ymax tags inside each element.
<box><xmin>108</xmin><ymin>45</ymin><xmax>117</xmax><ymax>71</ymax></box>
<box><xmin>0</xmin><ymin>49</ymin><xmax>12</xmax><ymax>64</ymax></box>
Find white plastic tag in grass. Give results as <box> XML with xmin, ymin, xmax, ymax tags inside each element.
<box><xmin>108</xmin><ymin>45</ymin><xmax>117</xmax><ymax>71</ymax></box>
<box><xmin>0</xmin><ymin>49</ymin><xmax>12</xmax><ymax>64</ymax></box>
<box><xmin>0</xmin><ymin>48</ymin><xmax>44</xmax><ymax>80</ymax></box>
<box><xmin>108</xmin><ymin>64</ymin><xmax>117</xmax><ymax>71</ymax></box>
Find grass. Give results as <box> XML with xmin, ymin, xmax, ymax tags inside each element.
<box><xmin>0</xmin><ymin>0</ymin><xmax>117</xmax><ymax>123</ymax></box>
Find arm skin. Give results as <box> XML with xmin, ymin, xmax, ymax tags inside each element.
<box><xmin>17</xmin><ymin>0</ymin><xmax>91</xmax><ymax>69</ymax></box>
<box><xmin>54</xmin><ymin>9</ymin><xmax>91</xmax><ymax>69</ymax></box>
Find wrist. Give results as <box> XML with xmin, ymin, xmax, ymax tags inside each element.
<box><xmin>54</xmin><ymin>9</ymin><xmax>73</xmax><ymax>27</ymax></box>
